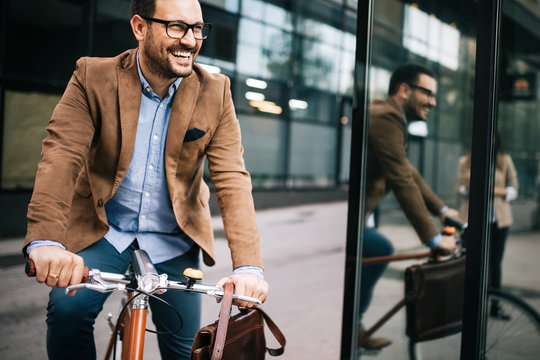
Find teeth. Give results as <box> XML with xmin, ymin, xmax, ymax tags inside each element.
<box><xmin>172</xmin><ymin>51</ymin><xmax>190</xmax><ymax>58</ymax></box>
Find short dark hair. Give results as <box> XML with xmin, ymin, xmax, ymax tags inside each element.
<box><xmin>388</xmin><ymin>62</ymin><xmax>436</xmax><ymax>96</ymax></box>
<box><xmin>131</xmin><ymin>0</ymin><xmax>155</xmax><ymax>18</ymax></box>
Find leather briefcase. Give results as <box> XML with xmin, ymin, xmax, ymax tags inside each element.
<box><xmin>404</xmin><ymin>255</ymin><xmax>466</xmax><ymax>342</ymax></box>
<box><xmin>191</xmin><ymin>283</ymin><xmax>286</xmax><ymax>360</ymax></box>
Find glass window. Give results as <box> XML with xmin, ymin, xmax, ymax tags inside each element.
<box><xmin>264</xmin><ymin>2</ymin><xmax>292</xmax><ymax>31</ymax></box>
<box><xmin>2</xmin><ymin>90</ymin><xmax>61</xmax><ymax>189</ymax></box>
<box><xmin>199</xmin><ymin>5</ymin><xmax>239</xmax><ymax>63</ymax></box>
<box><xmin>201</xmin><ymin>0</ymin><xmax>239</xmax><ymax>13</ymax></box>
<box><xmin>298</xmin><ymin>38</ymin><xmax>340</xmax><ymax>92</ymax></box>
<box><xmin>237</xmin><ymin>114</ymin><xmax>287</xmax><ymax>187</ymax></box>
<box><xmin>234</xmin><ymin>75</ymin><xmax>286</xmax><ymax>116</ymax></box>
<box><xmin>236</xmin><ymin>44</ymin><xmax>264</xmax><ymax>77</ymax></box>
<box><xmin>289</xmin><ymin>122</ymin><xmax>337</xmax><ymax>186</ymax></box>
<box><xmin>241</xmin><ymin>0</ymin><xmax>264</xmax><ymax>21</ymax></box>
<box><xmin>5</xmin><ymin>0</ymin><xmax>90</xmax><ymax>84</ymax></box>
<box><xmin>290</xmin><ymin>87</ymin><xmax>337</xmax><ymax>124</ymax></box>
<box><xmin>94</xmin><ymin>0</ymin><xmax>136</xmax><ymax>56</ymax></box>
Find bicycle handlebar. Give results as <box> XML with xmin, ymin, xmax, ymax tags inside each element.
<box><xmin>25</xmin><ymin>249</ymin><xmax>261</xmax><ymax>305</ymax></box>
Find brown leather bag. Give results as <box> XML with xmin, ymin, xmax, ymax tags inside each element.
<box><xmin>404</xmin><ymin>255</ymin><xmax>466</xmax><ymax>342</ymax></box>
<box><xmin>191</xmin><ymin>283</ymin><xmax>286</xmax><ymax>360</ymax></box>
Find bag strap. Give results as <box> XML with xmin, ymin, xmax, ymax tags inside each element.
<box><xmin>254</xmin><ymin>307</ymin><xmax>287</xmax><ymax>356</ymax></box>
<box><xmin>211</xmin><ymin>284</ymin><xmax>287</xmax><ymax>359</ymax></box>
<box><xmin>211</xmin><ymin>282</ymin><xmax>234</xmax><ymax>360</ymax></box>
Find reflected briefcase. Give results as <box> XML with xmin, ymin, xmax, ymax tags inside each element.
<box><xmin>404</xmin><ymin>255</ymin><xmax>466</xmax><ymax>342</ymax></box>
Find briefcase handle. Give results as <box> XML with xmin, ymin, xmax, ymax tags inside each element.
<box><xmin>211</xmin><ymin>283</ymin><xmax>286</xmax><ymax>359</ymax></box>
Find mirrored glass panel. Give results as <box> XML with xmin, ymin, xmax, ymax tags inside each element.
<box><xmin>483</xmin><ymin>1</ymin><xmax>540</xmax><ymax>357</ymax></box>
<box><xmin>356</xmin><ymin>0</ymin><xmax>477</xmax><ymax>358</ymax></box>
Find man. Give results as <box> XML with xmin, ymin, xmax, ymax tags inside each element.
<box><xmin>23</xmin><ymin>0</ymin><xmax>268</xmax><ymax>358</ymax></box>
<box><xmin>358</xmin><ymin>63</ymin><xmax>459</xmax><ymax>349</ymax></box>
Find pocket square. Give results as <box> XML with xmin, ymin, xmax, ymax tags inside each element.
<box><xmin>184</xmin><ymin>127</ymin><xmax>207</xmax><ymax>142</ymax></box>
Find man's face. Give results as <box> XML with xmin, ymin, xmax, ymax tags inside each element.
<box><xmin>142</xmin><ymin>0</ymin><xmax>203</xmax><ymax>79</ymax></box>
<box><xmin>403</xmin><ymin>73</ymin><xmax>437</xmax><ymax>121</ymax></box>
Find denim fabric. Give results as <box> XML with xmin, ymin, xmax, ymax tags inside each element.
<box><xmin>46</xmin><ymin>238</ymin><xmax>200</xmax><ymax>360</ymax></box>
<box><xmin>359</xmin><ymin>227</ymin><xmax>394</xmax><ymax>320</ymax></box>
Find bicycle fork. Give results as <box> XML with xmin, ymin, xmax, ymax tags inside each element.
<box><xmin>122</xmin><ymin>295</ymin><xmax>149</xmax><ymax>360</ymax></box>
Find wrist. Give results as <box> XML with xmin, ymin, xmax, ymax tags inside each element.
<box><xmin>233</xmin><ymin>266</ymin><xmax>264</xmax><ymax>280</ymax></box>
<box><xmin>426</xmin><ymin>234</ymin><xmax>443</xmax><ymax>249</ymax></box>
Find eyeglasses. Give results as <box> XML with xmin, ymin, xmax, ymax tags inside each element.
<box><xmin>142</xmin><ymin>17</ymin><xmax>212</xmax><ymax>40</ymax></box>
<box><xmin>408</xmin><ymin>83</ymin><xmax>436</xmax><ymax>99</ymax></box>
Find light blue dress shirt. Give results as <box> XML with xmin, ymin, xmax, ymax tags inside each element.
<box><xmin>102</xmin><ymin>54</ymin><xmax>193</xmax><ymax>264</ymax></box>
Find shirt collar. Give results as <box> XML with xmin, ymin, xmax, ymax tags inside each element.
<box><xmin>136</xmin><ymin>50</ymin><xmax>183</xmax><ymax>101</ymax></box>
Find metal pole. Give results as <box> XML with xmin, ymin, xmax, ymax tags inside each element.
<box><xmin>460</xmin><ymin>0</ymin><xmax>502</xmax><ymax>358</ymax></box>
<box><xmin>340</xmin><ymin>0</ymin><xmax>373</xmax><ymax>358</ymax></box>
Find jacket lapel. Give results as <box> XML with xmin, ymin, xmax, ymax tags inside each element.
<box><xmin>164</xmin><ymin>72</ymin><xmax>200</xmax><ymax>199</ymax></box>
<box><xmin>114</xmin><ymin>51</ymin><xmax>141</xmax><ymax>195</ymax></box>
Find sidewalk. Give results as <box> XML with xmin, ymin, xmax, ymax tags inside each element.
<box><xmin>1</xmin><ymin>201</ymin><xmax>539</xmax><ymax>359</ymax></box>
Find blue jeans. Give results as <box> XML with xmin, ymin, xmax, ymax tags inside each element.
<box><xmin>359</xmin><ymin>227</ymin><xmax>394</xmax><ymax>321</ymax></box>
<box><xmin>46</xmin><ymin>238</ymin><xmax>201</xmax><ymax>360</ymax></box>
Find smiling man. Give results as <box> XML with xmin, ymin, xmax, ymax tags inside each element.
<box><xmin>357</xmin><ymin>63</ymin><xmax>459</xmax><ymax>350</ymax></box>
<box><xmin>23</xmin><ymin>0</ymin><xmax>268</xmax><ymax>359</ymax></box>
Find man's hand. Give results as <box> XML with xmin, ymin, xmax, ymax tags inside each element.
<box><xmin>439</xmin><ymin>207</ymin><xmax>460</xmax><ymax>223</ymax></box>
<box><xmin>28</xmin><ymin>245</ymin><xmax>85</xmax><ymax>296</ymax></box>
<box><xmin>216</xmin><ymin>273</ymin><xmax>269</xmax><ymax>308</ymax></box>
<box><xmin>434</xmin><ymin>235</ymin><xmax>457</xmax><ymax>255</ymax></box>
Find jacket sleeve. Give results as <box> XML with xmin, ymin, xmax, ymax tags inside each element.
<box><xmin>205</xmin><ymin>76</ymin><xmax>263</xmax><ymax>269</ymax></box>
<box><xmin>505</xmin><ymin>155</ymin><xmax>519</xmax><ymax>191</ymax></box>
<box><xmin>24</xmin><ymin>58</ymin><xmax>95</xmax><ymax>249</ymax></box>
<box><xmin>369</xmin><ymin>111</ymin><xmax>441</xmax><ymax>243</ymax></box>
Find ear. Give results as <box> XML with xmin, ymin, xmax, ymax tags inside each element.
<box><xmin>130</xmin><ymin>15</ymin><xmax>146</xmax><ymax>42</ymax></box>
<box><xmin>396</xmin><ymin>82</ymin><xmax>412</xmax><ymax>101</ymax></box>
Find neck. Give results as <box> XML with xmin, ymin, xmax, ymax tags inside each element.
<box><xmin>139</xmin><ymin>56</ymin><xmax>177</xmax><ymax>99</ymax></box>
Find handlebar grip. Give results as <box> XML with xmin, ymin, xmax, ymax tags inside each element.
<box><xmin>25</xmin><ymin>260</ymin><xmax>89</xmax><ymax>283</ymax></box>
<box><xmin>444</xmin><ymin>216</ymin><xmax>466</xmax><ymax>231</ymax></box>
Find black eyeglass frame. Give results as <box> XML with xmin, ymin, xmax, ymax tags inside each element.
<box><xmin>142</xmin><ymin>16</ymin><xmax>212</xmax><ymax>40</ymax></box>
<box><xmin>407</xmin><ymin>83</ymin><xmax>437</xmax><ymax>99</ymax></box>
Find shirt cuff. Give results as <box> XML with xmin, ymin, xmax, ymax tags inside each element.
<box><xmin>26</xmin><ymin>240</ymin><xmax>66</xmax><ymax>255</ymax></box>
<box><xmin>439</xmin><ymin>206</ymin><xmax>448</xmax><ymax>215</ymax></box>
<box><xmin>426</xmin><ymin>234</ymin><xmax>443</xmax><ymax>249</ymax></box>
<box><xmin>233</xmin><ymin>266</ymin><xmax>264</xmax><ymax>280</ymax></box>
<box><xmin>505</xmin><ymin>186</ymin><xmax>518</xmax><ymax>202</ymax></box>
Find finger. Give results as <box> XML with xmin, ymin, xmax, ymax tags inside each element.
<box><xmin>70</xmin><ymin>255</ymin><xmax>85</xmax><ymax>285</ymax></box>
<box><xmin>46</xmin><ymin>270</ymin><xmax>61</xmax><ymax>287</ymax></box>
<box><xmin>29</xmin><ymin>254</ymin><xmax>49</xmax><ymax>283</ymax></box>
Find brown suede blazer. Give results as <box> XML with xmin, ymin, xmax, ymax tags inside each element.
<box><xmin>24</xmin><ymin>49</ymin><xmax>262</xmax><ymax>268</ymax></box>
<box><xmin>365</xmin><ymin>98</ymin><xmax>445</xmax><ymax>243</ymax></box>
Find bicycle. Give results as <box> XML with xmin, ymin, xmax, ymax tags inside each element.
<box><xmin>26</xmin><ymin>248</ymin><xmax>261</xmax><ymax>360</ymax></box>
<box><xmin>360</xmin><ymin>218</ymin><xmax>540</xmax><ymax>359</ymax></box>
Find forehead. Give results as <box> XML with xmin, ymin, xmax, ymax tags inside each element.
<box><xmin>154</xmin><ymin>0</ymin><xmax>203</xmax><ymax>22</ymax></box>
<box><xmin>416</xmin><ymin>73</ymin><xmax>437</xmax><ymax>92</ymax></box>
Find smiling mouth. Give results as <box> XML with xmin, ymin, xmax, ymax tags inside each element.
<box><xmin>172</xmin><ymin>50</ymin><xmax>191</xmax><ymax>59</ymax></box>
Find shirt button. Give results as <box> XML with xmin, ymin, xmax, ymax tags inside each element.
<box><xmin>141</xmin><ymin>215</ymin><xmax>146</xmax><ymax>219</ymax></box>
<box><xmin>97</xmin><ymin>199</ymin><xmax>104</xmax><ymax>207</ymax></box>
<box><xmin>153</xmin><ymin>135</ymin><xmax>158</xmax><ymax>141</ymax></box>
<box><xmin>145</xmin><ymin>192</ymin><xmax>150</xmax><ymax>197</ymax></box>
<box><xmin>145</xmin><ymin>87</ymin><xmax>151</xmax><ymax>93</ymax></box>
<box><xmin>149</xmin><ymin>165</ymin><xmax>154</xmax><ymax>170</ymax></box>
<box><xmin>160</xmin><ymin>103</ymin><xmax>164</xmax><ymax>108</ymax></box>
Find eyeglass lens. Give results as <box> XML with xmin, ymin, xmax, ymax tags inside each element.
<box><xmin>167</xmin><ymin>22</ymin><xmax>210</xmax><ymax>40</ymax></box>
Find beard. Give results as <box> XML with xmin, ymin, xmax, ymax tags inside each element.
<box><xmin>142</xmin><ymin>29</ymin><xmax>195</xmax><ymax>79</ymax></box>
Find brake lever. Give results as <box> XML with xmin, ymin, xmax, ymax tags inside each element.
<box><xmin>64</xmin><ymin>269</ymin><xmax>126</xmax><ymax>294</ymax></box>
<box><xmin>65</xmin><ymin>282</ymin><xmax>125</xmax><ymax>294</ymax></box>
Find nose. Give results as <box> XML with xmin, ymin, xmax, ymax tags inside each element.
<box><xmin>180</xmin><ymin>28</ymin><xmax>197</xmax><ymax>47</ymax></box>
<box><xmin>429</xmin><ymin>96</ymin><xmax>437</xmax><ymax>108</ymax></box>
